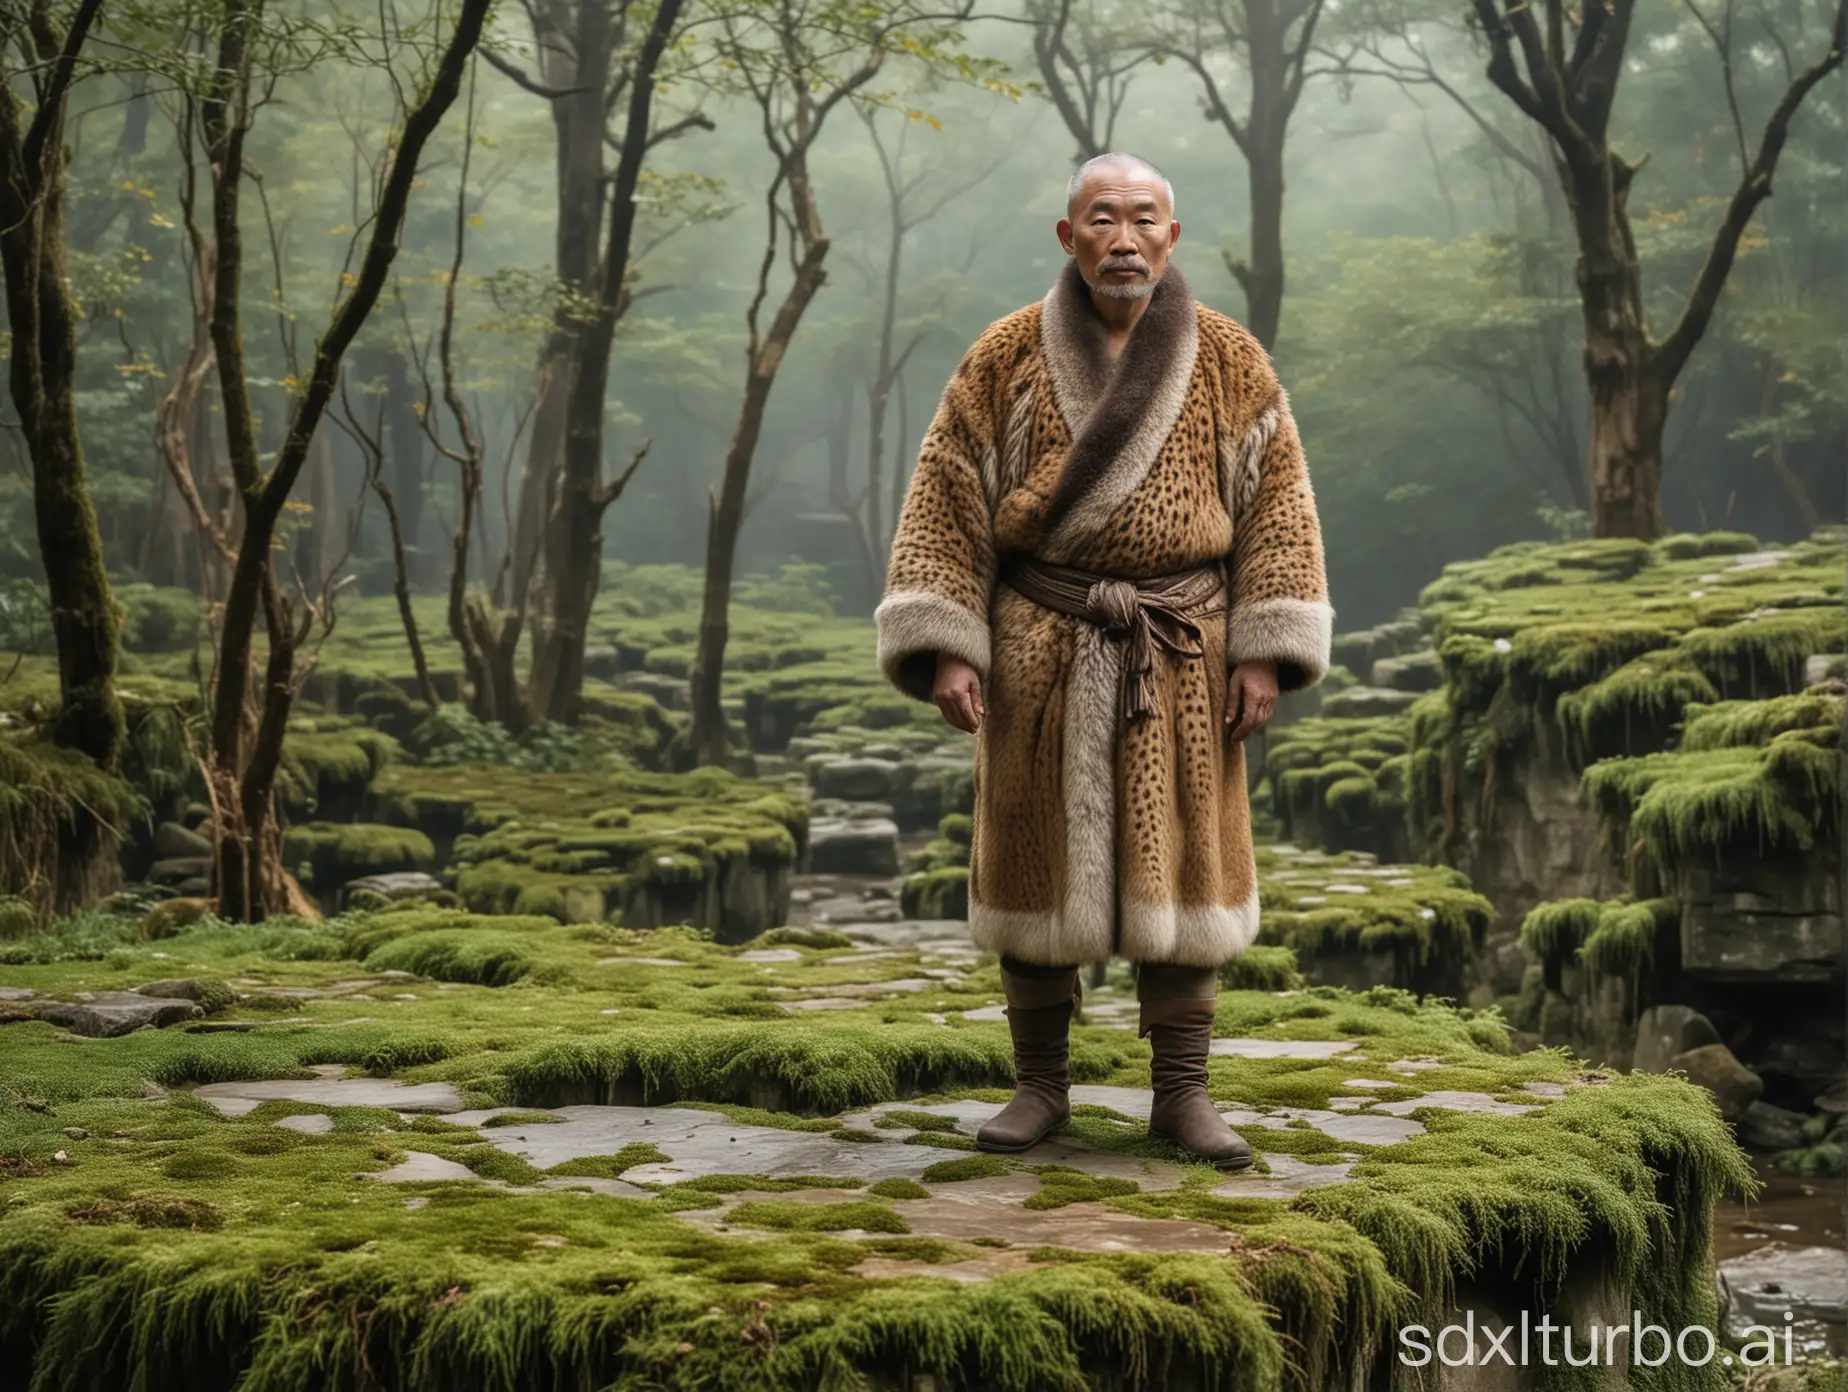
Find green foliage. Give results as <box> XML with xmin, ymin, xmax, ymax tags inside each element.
<box><xmin>408</xmin><ymin>706</ymin><xmax>586</xmax><ymax>773</ymax></box>
<box><xmin>1521</xmin><ymin>896</ymin><xmax>1677</xmax><ymax>981</ymax></box>
<box><xmin>0</xmin><ymin>578</ymin><xmax>52</xmax><ymax>654</ymax></box>
<box><xmin>0</xmin><ymin>738</ymin><xmax>143</xmax><ymax>919</ymax></box>
<box><xmin>1775</xmin><ymin>1113</ymin><xmax>1847</xmax><ymax>1178</ymax></box>
<box><xmin>1219</xmin><ymin>945</ymin><xmax>1303</xmax><ymax>993</ymax></box>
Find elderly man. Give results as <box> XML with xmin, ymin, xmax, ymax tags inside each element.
<box><xmin>874</xmin><ymin>153</ymin><xmax>1333</xmax><ymax>1168</ymax></box>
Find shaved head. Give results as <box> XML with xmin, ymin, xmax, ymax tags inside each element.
<box><xmin>1066</xmin><ymin>153</ymin><xmax>1175</xmax><ymax>220</ymax></box>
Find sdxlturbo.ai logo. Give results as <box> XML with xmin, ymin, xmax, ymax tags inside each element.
<box><xmin>1398</xmin><ymin>1310</ymin><xmax>1800</xmax><ymax>1369</ymax></box>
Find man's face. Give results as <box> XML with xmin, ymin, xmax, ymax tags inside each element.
<box><xmin>1057</xmin><ymin>167</ymin><xmax>1179</xmax><ymax>301</ymax></box>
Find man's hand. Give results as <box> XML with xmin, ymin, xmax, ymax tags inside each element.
<box><xmin>933</xmin><ymin>655</ymin><xmax>985</xmax><ymax>734</ymax></box>
<box><xmin>1226</xmin><ymin>660</ymin><xmax>1279</xmax><ymax>743</ymax></box>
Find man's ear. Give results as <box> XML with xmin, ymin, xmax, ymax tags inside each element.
<box><xmin>1055</xmin><ymin>216</ymin><xmax>1075</xmax><ymax>254</ymax></box>
<box><xmin>1169</xmin><ymin>221</ymin><xmax>1181</xmax><ymax>249</ymax></box>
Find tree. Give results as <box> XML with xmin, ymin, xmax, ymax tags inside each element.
<box><xmin>1023</xmin><ymin>0</ymin><xmax>1142</xmax><ymax>159</ymax></box>
<box><xmin>827</xmin><ymin>102</ymin><xmax>1009</xmax><ymax>592</ymax></box>
<box><xmin>484</xmin><ymin>0</ymin><xmax>709</xmax><ymax>726</ymax></box>
<box><xmin>1463</xmin><ymin>0</ymin><xmax>1845</xmax><ymax>538</ymax></box>
<box><xmin>189</xmin><ymin>0</ymin><xmax>490</xmax><ymax>920</ymax></box>
<box><xmin>685</xmin><ymin>0</ymin><xmax>980</xmax><ymax>767</ymax></box>
<box><xmin>0</xmin><ymin>0</ymin><xmax>124</xmax><ymax>768</ymax></box>
<box><xmin>1145</xmin><ymin>0</ymin><xmax>1339</xmax><ymax>349</ymax></box>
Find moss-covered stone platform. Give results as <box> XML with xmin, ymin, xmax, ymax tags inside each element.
<box><xmin>0</xmin><ymin>897</ymin><xmax>1763</xmax><ymax>1390</ymax></box>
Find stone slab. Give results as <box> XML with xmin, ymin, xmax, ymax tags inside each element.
<box><xmin>369</xmin><ymin>1152</ymin><xmax>480</xmax><ymax>1183</ymax></box>
<box><xmin>274</xmin><ymin>1114</ymin><xmax>336</xmax><ymax>1134</ymax></box>
<box><xmin>192</xmin><ymin>1078</ymin><xmax>468</xmax><ymax>1117</ymax></box>
<box><xmin>1372</xmin><ymin>1090</ymin><xmax>1539</xmax><ymax>1118</ymax></box>
<box><xmin>1209</xmin><ymin>1038</ymin><xmax>1357</xmax><ymax>1060</ymax></box>
<box><xmin>29</xmin><ymin>993</ymin><xmax>204</xmax><ymax>1037</ymax></box>
<box><xmin>1212</xmin><ymin>1153</ymin><xmax>1355</xmax><ymax>1198</ymax></box>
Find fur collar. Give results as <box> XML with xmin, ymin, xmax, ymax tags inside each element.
<box><xmin>1037</xmin><ymin>258</ymin><xmax>1200</xmax><ymax>560</ymax></box>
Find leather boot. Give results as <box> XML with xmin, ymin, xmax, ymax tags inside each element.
<box><xmin>975</xmin><ymin>958</ymin><xmax>1079</xmax><ymax>1153</ymax></box>
<box><xmin>1138</xmin><ymin>964</ymin><xmax>1252</xmax><ymax>1171</ymax></box>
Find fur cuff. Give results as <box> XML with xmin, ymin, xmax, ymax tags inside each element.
<box><xmin>875</xmin><ymin>589</ymin><xmax>991</xmax><ymax>703</ymax></box>
<box><xmin>1226</xmin><ymin>597</ymin><xmax>1334</xmax><ymax>692</ymax></box>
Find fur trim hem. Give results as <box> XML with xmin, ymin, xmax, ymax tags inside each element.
<box><xmin>969</xmin><ymin>904</ymin><xmax>1113</xmax><ymax>966</ymax></box>
<box><xmin>1117</xmin><ymin>892</ymin><xmax>1261</xmax><ymax>966</ymax></box>
<box><xmin>875</xmin><ymin>589</ymin><xmax>991</xmax><ymax>703</ymax></box>
<box><xmin>1225</xmin><ymin>597</ymin><xmax>1334</xmax><ymax>693</ymax></box>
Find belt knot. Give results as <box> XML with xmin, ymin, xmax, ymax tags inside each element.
<box><xmin>1084</xmin><ymin>578</ymin><xmax>1141</xmax><ymax>635</ymax></box>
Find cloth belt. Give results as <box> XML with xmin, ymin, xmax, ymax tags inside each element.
<box><xmin>1002</xmin><ymin>556</ymin><xmax>1226</xmax><ymax>723</ymax></box>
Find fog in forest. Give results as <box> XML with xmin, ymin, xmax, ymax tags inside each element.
<box><xmin>6</xmin><ymin>0</ymin><xmax>1840</xmax><ymax>639</ymax></box>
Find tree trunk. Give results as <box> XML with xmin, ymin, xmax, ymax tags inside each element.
<box><xmin>202</xmin><ymin>0</ymin><xmax>489</xmax><ymax>919</ymax></box>
<box><xmin>1587</xmin><ymin>370</ymin><xmax>1668</xmax><ymax>540</ymax></box>
<box><xmin>1241</xmin><ymin>142</ymin><xmax>1286</xmax><ymax>352</ymax></box>
<box><xmin>524</xmin><ymin>0</ymin><xmax>686</xmax><ymax>724</ymax></box>
<box><xmin>689</xmin><ymin>238</ymin><xmax>833</xmax><ymax>767</ymax></box>
<box><xmin>504</xmin><ymin>0</ymin><xmax>610</xmax><ymax>623</ymax></box>
<box><xmin>0</xmin><ymin>0</ymin><xmax>123</xmax><ymax>770</ymax></box>
<box><xmin>371</xmin><ymin>468</ymin><xmax>440</xmax><ymax>711</ymax></box>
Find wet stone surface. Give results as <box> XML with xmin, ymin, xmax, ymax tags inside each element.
<box><xmin>193</xmin><ymin>1078</ymin><xmax>469</xmax><ymax>1117</ymax></box>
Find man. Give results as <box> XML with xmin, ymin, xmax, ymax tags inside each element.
<box><xmin>874</xmin><ymin>153</ymin><xmax>1333</xmax><ymax>1169</ymax></box>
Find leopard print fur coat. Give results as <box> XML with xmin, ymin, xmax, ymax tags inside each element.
<box><xmin>875</xmin><ymin>260</ymin><xmax>1332</xmax><ymax>967</ymax></box>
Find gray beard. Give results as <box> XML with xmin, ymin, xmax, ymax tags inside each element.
<box><xmin>1085</xmin><ymin>273</ymin><xmax>1157</xmax><ymax>301</ymax></box>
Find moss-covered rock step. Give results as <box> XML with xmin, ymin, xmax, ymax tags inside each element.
<box><xmin>0</xmin><ymin>897</ymin><xmax>1757</xmax><ymax>1389</ymax></box>
<box><xmin>370</xmin><ymin>765</ymin><xmax>808</xmax><ymax>942</ymax></box>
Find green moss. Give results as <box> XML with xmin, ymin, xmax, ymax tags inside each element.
<box><xmin>1678</xmin><ymin>609</ymin><xmax>1845</xmax><ymax>699</ymax></box>
<box><xmin>874</xmin><ymin>1109</ymin><xmax>961</xmax><ymax>1133</ymax></box>
<box><xmin>1580</xmin><ymin>899</ymin><xmax>1676</xmax><ymax>980</ymax></box>
<box><xmin>1257</xmin><ymin>851</ymin><xmax>1492</xmax><ymax>966</ymax></box>
<box><xmin>865</xmin><ymin>1177</ymin><xmax>931</xmax><ymax>1199</ymax></box>
<box><xmin>1679</xmin><ymin>693</ymin><xmax>1844</xmax><ymax>751</ymax></box>
<box><xmin>1581</xmin><ymin>729</ymin><xmax>1837</xmax><ymax>872</ymax></box>
<box><xmin>1219</xmin><ymin>945</ymin><xmax>1303</xmax><ymax>993</ymax></box>
<box><xmin>1024</xmin><ymin>1167</ymin><xmax>1139</xmax><ymax>1210</ymax></box>
<box><xmin>0</xmin><ymin>738</ymin><xmax>142</xmax><ymax>919</ymax></box>
<box><xmin>0</xmin><ymin>888</ymin><xmax>1754</xmax><ymax>1392</ymax></box>
<box><xmin>901</xmin><ymin>865</ymin><xmax>969</xmax><ymax>920</ymax></box>
<box><xmin>1556</xmin><ymin>650</ymin><xmax>1720</xmax><ymax>764</ymax></box>
<box><xmin>283</xmin><ymin>822</ymin><xmax>436</xmax><ymax>888</ymax></box>
<box><xmin>1520</xmin><ymin>898</ymin><xmax>1603</xmax><ymax>969</ymax></box>
<box><xmin>546</xmin><ymin>1143</ymin><xmax>669</xmax><ymax>1178</ymax></box>
<box><xmin>921</xmin><ymin>1153</ymin><xmax>1010</xmax><ymax>1183</ymax></box>
<box><xmin>375</xmin><ymin>763</ymin><xmax>805</xmax><ymax>930</ymax></box>
<box><xmin>726</xmin><ymin>1200</ymin><xmax>910</xmax><ymax>1234</ymax></box>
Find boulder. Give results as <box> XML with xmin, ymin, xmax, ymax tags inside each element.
<box><xmin>346</xmin><ymin>871</ymin><xmax>445</xmax><ymax>905</ymax></box>
<box><xmin>1670</xmin><ymin>1042</ymin><xmax>1763</xmax><ymax>1122</ymax></box>
<box><xmin>1369</xmin><ymin>649</ymin><xmax>1443</xmax><ymax>693</ymax></box>
<box><xmin>1718</xmin><ymin>1243</ymin><xmax>1848</xmax><ymax>1352</ymax></box>
<box><xmin>152</xmin><ymin>822</ymin><xmax>212</xmax><ymax>861</ymax></box>
<box><xmin>1631</xmin><ymin>1004</ymin><xmax>1721</xmax><ymax>1075</ymax></box>
<box><xmin>30</xmin><ymin>992</ymin><xmax>205</xmax><ymax>1038</ymax></box>
<box><xmin>1319</xmin><ymin>686</ymin><xmax>1420</xmax><ymax>719</ymax></box>
<box><xmin>148</xmin><ymin>857</ymin><xmax>213</xmax><ymax>888</ymax></box>
<box><xmin>1738</xmin><ymin>1100</ymin><xmax>1808</xmax><ymax>1152</ymax></box>
<box><xmin>142</xmin><ymin>897</ymin><xmax>213</xmax><ymax>939</ymax></box>
<box><xmin>135</xmin><ymin>979</ymin><xmax>220</xmax><ymax>1003</ymax></box>
<box><xmin>808</xmin><ymin>816</ymin><xmax>901</xmax><ymax>877</ymax></box>
<box><xmin>813</xmin><ymin>758</ymin><xmax>903</xmax><ymax>802</ymax></box>
<box><xmin>1814</xmin><ymin>1076</ymin><xmax>1848</xmax><ymax>1114</ymax></box>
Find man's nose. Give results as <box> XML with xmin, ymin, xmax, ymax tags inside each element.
<box><xmin>1109</xmin><ymin>227</ymin><xmax>1138</xmax><ymax>254</ymax></box>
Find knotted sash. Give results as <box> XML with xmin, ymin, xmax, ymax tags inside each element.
<box><xmin>1003</xmin><ymin>557</ymin><xmax>1226</xmax><ymax>723</ymax></box>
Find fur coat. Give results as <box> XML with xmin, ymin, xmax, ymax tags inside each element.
<box><xmin>875</xmin><ymin>261</ymin><xmax>1332</xmax><ymax>967</ymax></box>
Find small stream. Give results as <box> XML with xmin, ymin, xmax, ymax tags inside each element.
<box><xmin>1714</xmin><ymin>1151</ymin><xmax>1845</xmax><ymax>1261</ymax></box>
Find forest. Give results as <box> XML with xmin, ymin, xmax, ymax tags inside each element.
<box><xmin>0</xmin><ymin>0</ymin><xmax>1844</xmax><ymax>1388</ymax></box>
